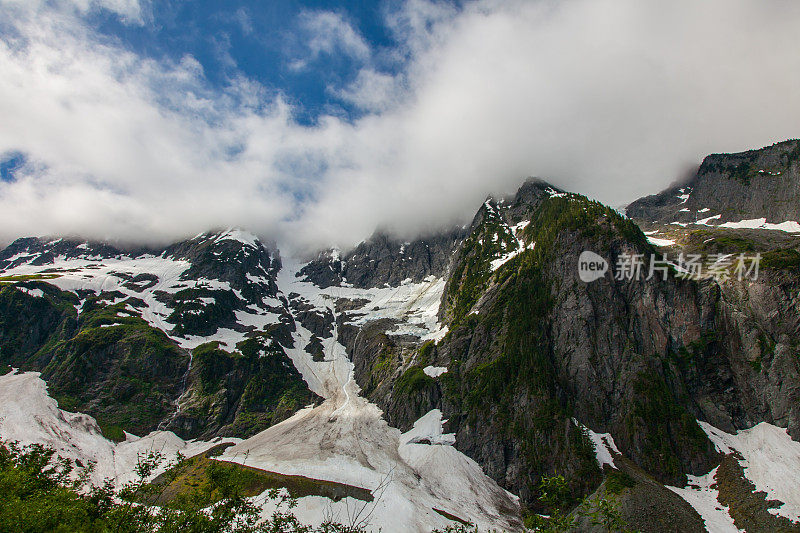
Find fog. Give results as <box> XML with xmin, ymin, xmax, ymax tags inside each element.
<box><xmin>1</xmin><ymin>0</ymin><xmax>799</xmax><ymax>254</ymax></box>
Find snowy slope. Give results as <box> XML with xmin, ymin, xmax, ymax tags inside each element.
<box><xmin>0</xmin><ymin>371</ymin><xmax>237</xmax><ymax>487</ymax></box>
<box><xmin>668</xmin><ymin>468</ymin><xmax>741</xmax><ymax>533</ymax></box>
<box><xmin>666</xmin><ymin>421</ymin><xmax>800</xmax><ymax>531</ymax></box>
<box><xmin>0</xmin><ymin>238</ymin><xmax>523</xmax><ymax>531</ymax></box>
<box><xmin>219</xmin><ymin>262</ymin><xmax>522</xmax><ymax>532</ymax></box>
<box><xmin>699</xmin><ymin>421</ymin><xmax>800</xmax><ymax>523</ymax></box>
<box><xmin>0</xmin><ymin>232</ymin><xmax>284</xmax><ymax>350</ymax></box>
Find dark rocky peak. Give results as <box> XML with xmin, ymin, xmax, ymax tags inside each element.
<box><xmin>297</xmin><ymin>179</ymin><xmax>565</xmax><ymax>291</ymax></box>
<box><xmin>465</xmin><ymin>178</ymin><xmax>567</xmax><ymax>239</ymax></box>
<box><xmin>0</xmin><ymin>236</ymin><xmax>150</xmax><ymax>270</ymax></box>
<box><xmin>438</xmin><ymin>178</ymin><xmax>570</xmax><ymax>323</ymax></box>
<box><xmin>161</xmin><ymin>229</ymin><xmax>282</xmax><ymax>309</ymax></box>
<box><xmin>628</xmin><ymin>139</ymin><xmax>800</xmax><ymax>227</ymax></box>
<box><xmin>297</xmin><ymin>226</ymin><xmax>467</xmax><ymax>289</ymax></box>
<box><xmin>495</xmin><ymin>177</ymin><xmax>566</xmax><ymax>220</ymax></box>
<box><xmin>294</xmin><ymin>248</ymin><xmax>345</xmax><ymax>289</ymax></box>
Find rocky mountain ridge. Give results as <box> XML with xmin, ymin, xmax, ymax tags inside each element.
<box><xmin>628</xmin><ymin>139</ymin><xmax>800</xmax><ymax>229</ymax></box>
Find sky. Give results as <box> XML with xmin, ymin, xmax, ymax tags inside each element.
<box><xmin>0</xmin><ymin>0</ymin><xmax>799</xmax><ymax>253</ymax></box>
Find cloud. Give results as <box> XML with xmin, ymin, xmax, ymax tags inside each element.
<box><xmin>0</xmin><ymin>0</ymin><xmax>146</xmax><ymax>25</ymax></box>
<box><xmin>1</xmin><ymin>0</ymin><xmax>800</xmax><ymax>254</ymax></box>
<box><xmin>289</xmin><ymin>10</ymin><xmax>372</xmax><ymax>71</ymax></box>
<box><xmin>234</xmin><ymin>7</ymin><xmax>253</xmax><ymax>36</ymax></box>
<box><xmin>334</xmin><ymin>69</ymin><xmax>404</xmax><ymax>113</ymax></box>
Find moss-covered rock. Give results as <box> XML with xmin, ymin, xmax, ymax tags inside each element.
<box><xmin>169</xmin><ymin>336</ymin><xmax>320</xmax><ymax>439</ymax></box>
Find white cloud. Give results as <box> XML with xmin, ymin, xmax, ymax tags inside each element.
<box><xmin>290</xmin><ymin>10</ymin><xmax>371</xmax><ymax>70</ymax></box>
<box><xmin>1</xmin><ymin>0</ymin><xmax>800</xmax><ymax>254</ymax></box>
<box><xmin>334</xmin><ymin>69</ymin><xmax>403</xmax><ymax>113</ymax></box>
<box><xmin>0</xmin><ymin>0</ymin><xmax>145</xmax><ymax>25</ymax></box>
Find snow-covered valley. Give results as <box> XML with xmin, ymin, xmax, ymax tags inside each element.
<box><xmin>0</xmin><ymin>232</ymin><xmax>523</xmax><ymax>531</ymax></box>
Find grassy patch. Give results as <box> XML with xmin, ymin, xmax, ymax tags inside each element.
<box><xmin>761</xmin><ymin>248</ymin><xmax>800</xmax><ymax>271</ymax></box>
<box><xmin>605</xmin><ymin>470</ymin><xmax>635</xmax><ymax>495</ymax></box>
<box><xmin>625</xmin><ymin>371</ymin><xmax>711</xmax><ymax>483</ymax></box>
<box><xmin>98</xmin><ymin>423</ymin><xmax>126</xmax><ymax>443</ymax></box>
<box><xmin>0</xmin><ymin>274</ymin><xmax>61</xmax><ymax>282</ymax></box>
<box><xmin>150</xmin><ymin>446</ymin><xmax>373</xmax><ymax>507</ymax></box>
<box><xmin>395</xmin><ymin>365</ymin><xmax>434</xmax><ymax>396</ymax></box>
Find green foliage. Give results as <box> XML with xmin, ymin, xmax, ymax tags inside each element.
<box><xmin>0</xmin><ymin>273</ymin><xmax>61</xmax><ymax>282</ymax></box>
<box><xmin>431</xmin><ymin>525</ymin><xmax>478</xmax><ymax>533</ymax></box>
<box><xmin>524</xmin><ymin>475</ymin><xmax>576</xmax><ymax>532</ymax></box>
<box><xmin>537</xmin><ymin>475</ymin><xmax>571</xmax><ymax>508</ymax></box>
<box><xmin>150</xmin><ymin>446</ymin><xmax>372</xmax><ymax>508</ymax></box>
<box><xmin>702</xmin><ymin>235</ymin><xmax>756</xmax><ymax>253</ymax></box>
<box><xmin>519</xmin><ymin>195</ymin><xmax>650</xmax><ymax>257</ymax></box>
<box><xmin>41</xmin><ymin>303</ymin><xmax>189</xmax><ymax>436</ymax></box>
<box><xmin>186</xmin><ymin>338</ymin><xmax>318</xmax><ymax>438</ymax></box>
<box><xmin>418</xmin><ymin>340</ymin><xmax>435</xmax><ymax>365</ymax></box>
<box><xmin>626</xmin><ymin>371</ymin><xmax>710</xmax><ymax>481</ymax></box>
<box><xmin>0</xmin><ymin>283</ymin><xmax>78</xmax><ymax>367</ymax></box>
<box><xmin>444</xmin><ymin>203</ymin><xmax>521</xmax><ymax>324</ymax></box>
<box><xmin>604</xmin><ymin>471</ymin><xmax>635</xmax><ymax>495</ymax></box>
<box><xmin>526</xmin><ymin>474</ymin><xmax>635</xmax><ymax>532</ymax></box>
<box><xmin>98</xmin><ymin>423</ymin><xmax>126</xmax><ymax>443</ymax></box>
<box><xmin>0</xmin><ymin>441</ymin><xmax>368</xmax><ymax>533</ymax></box>
<box><xmin>395</xmin><ymin>365</ymin><xmax>434</xmax><ymax>396</ymax></box>
<box><xmin>0</xmin><ymin>442</ymin><xmax>100</xmax><ymax>533</ymax></box>
<box><xmin>581</xmin><ymin>493</ymin><xmax>634</xmax><ymax>533</ymax></box>
<box><xmin>761</xmin><ymin>248</ymin><xmax>800</xmax><ymax>271</ymax></box>
<box><xmin>701</xmin><ymin>159</ymin><xmax>757</xmax><ymax>186</ymax></box>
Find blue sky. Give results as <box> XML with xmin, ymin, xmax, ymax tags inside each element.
<box><xmin>0</xmin><ymin>1</ymin><xmax>798</xmax><ymax>250</ymax></box>
<box><xmin>89</xmin><ymin>1</ymin><xmax>431</xmax><ymax>124</ymax></box>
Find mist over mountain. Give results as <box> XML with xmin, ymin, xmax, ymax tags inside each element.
<box><xmin>2</xmin><ymin>0</ymin><xmax>800</xmax><ymax>252</ymax></box>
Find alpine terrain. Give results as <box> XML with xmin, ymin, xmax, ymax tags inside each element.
<box><xmin>2</xmin><ymin>140</ymin><xmax>800</xmax><ymax>532</ymax></box>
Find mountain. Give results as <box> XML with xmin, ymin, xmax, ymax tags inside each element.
<box><xmin>0</xmin><ymin>230</ymin><xmax>318</xmax><ymax>440</ymax></box>
<box><xmin>1</xmin><ymin>162</ymin><xmax>800</xmax><ymax>531</ymax></box>
<box><xmin>628</xmin><ymin>139</ymin><xmax>800</xmax><ymax>230</ymax></box>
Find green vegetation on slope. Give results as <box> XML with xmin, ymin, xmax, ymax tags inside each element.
<box><xmin>149</xmin><ymin>444</ymin><xmax>373</xmax><ymax>507</ymax></box>
<box><xmin>0</xmin><ymin>441</ymin><xmax>368</xmax><ymax>533</ymax></box>
<box><xmin>177</xmin><ymin>337</ymin><xmax>319</xmax><ymax>438</ymax></box>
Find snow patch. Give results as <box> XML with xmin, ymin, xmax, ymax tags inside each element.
<box><xmin>718</xmin><ymin>218</ymin><xmax>800</xmax><ymax>233</ymax></box>
<box><xmin>0</xmin><ymin>371</ymin><xmax>238</xmax><ymax>488</ymax></box>
<box><xmin>401</xmin><ymin>409</ymin><xmax>455</xmax><ymax>446</ymax></box>
<box><xmin>213</xmin><ymin>228</ymin><xmax>261</xmax><ymax>249</ymax></box>
<box><xmin>423</xmin><ymin>366</ymin><xmax>447</xmax><ymax>378</ymax></box>
<box><xmin>18</xmin><ymin>286</ymin><xmax>44</xmax><ymax>298</ymax></box>
<box><xmin>698</xmin><ymin>421</ymin><xmax>800</xmax><ymax>522</ymax></box>
<box><xmin>575</xmin><ymin>420</ymin><xmax>620</xmax><ymax>469</ymax></box>
<box><xmin>667</xmin><ymin>468</ymin><xmax>741</xmax><ymax>533</ymax></box>
<box><xmin>676</xmin><ymin>187</ymin><xmax>692</xmax><ymax>204</ymax></box>
<box><xmin>697</xmin><ymin>214</ymin><xmax>722</xmax><ymax>226</ymax></box>
<box><xmin>647</xmin><ymin>236</ymin><xmax>676</xmax><ymax>247</ymax></box>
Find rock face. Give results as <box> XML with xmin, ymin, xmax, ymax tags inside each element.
<box><xmin>627</xmin><ymin>139</ymin><xmax>800</xmax><ymax>226</ymax></box>
<box><xmin>297</xmin><ymin>228</ymin><xmax>466</xmax><ymax>289</ymax></box>
<box><xmin>348</xmin><ymin>184</ymin><xmax>718</xmax><ymax>503</ymax></box>
<box><xmin>327</xmin><ymin>177</ymin><xmax>800</xmax><ymax>522</ymax></box>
